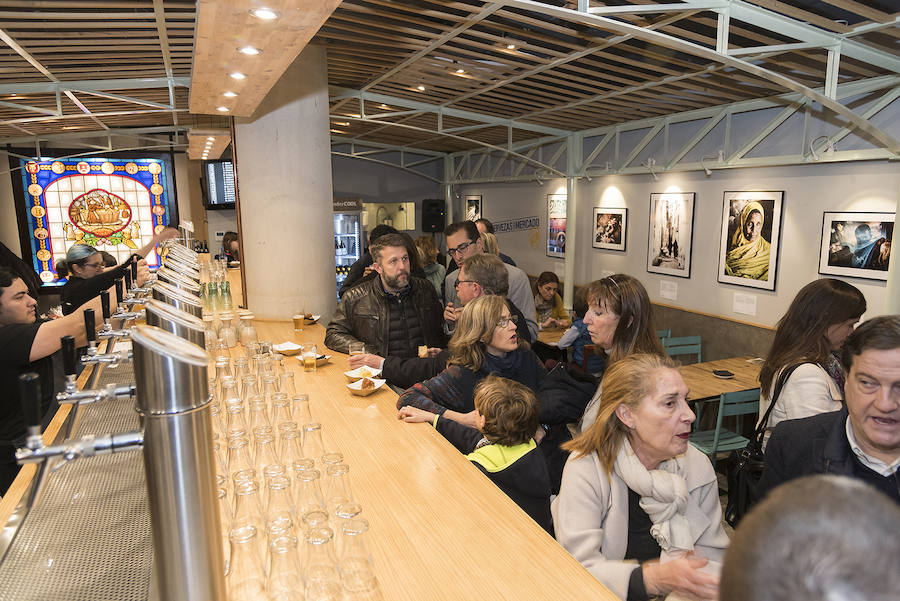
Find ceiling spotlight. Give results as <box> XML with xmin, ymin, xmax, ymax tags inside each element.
<box><xmin>217</xmin><ymin>106</ymin><xmax>230</xmax><ymax>112</ymax></box>
<box><xmin>207</xmin><ymin>137</ymin><xmax>215</xmax><ymax>141</ymax></box>
<box><xmin>239</xmin><ymin>46</ymin><xmax>261</xmax><ymax>55</ymax></box>
<box><xmin>251</xmin><ymin>8</ymin><xmax>278</xmax><ymax>20</ymax></box>
<box><xmin>455</xmin><ymin>68</ymin><xmax>465</xmax><ymax>74</ymax></box>
<box><xmin>332</xmin><ymin>121</ymin><xmax>350</xmax><ymax>126</ymax></box>
<box><xmin>506</xmin><ymin>43</ymin><xmax>516</xmax><ymax>50</ymax></box>
<box><xmin>416</xmin><ymin>84</ymin><xmax>426</xmax><ymax>91</ymax></box>
<box><xmin>223</xmin><ymin>91</ymin><xmax>237</xmax><ymax>98</ymax></box>
<box><xmin>379</xmin><ymin>104</ymin><xmax>389</xmax><ymax>109</ymax></box>
<box><xmin>230</xmin><ymin>72</ymin><xmax>246</xmax><ymax>80</ymax></box>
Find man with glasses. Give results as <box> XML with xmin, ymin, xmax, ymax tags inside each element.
<box><xmin>444</xmin><ymin>221</ymin><xmax>538</xmax><ymax>339</ymax></box>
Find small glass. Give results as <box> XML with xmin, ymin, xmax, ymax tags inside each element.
<box><xmin>339</xmin><ymin>518</ymin><xmax>378</xmax><ymax>596</ymax></box>
<box><xmin>292</xmin><ymin>310</ymin><xmax>305</xmax><ymax>332</ymax></box>
<box><xmin>348</xmin><ymin>342</ymin><xmax>365</xmax><ymax>356</ymax></box>
<box><xmin>304</xmin><ymin>527</ymin><xmax>341</xmax><ymax>601</ymax></box>
<box><xmin>292</xmin><ymin>394</ymin><xmax>312</xmax><ymax>424</ymax></box>
<box><xmin>302</xmin><ymin>344</ymin><xmax>318</xmax><ymax>373</ymax></box>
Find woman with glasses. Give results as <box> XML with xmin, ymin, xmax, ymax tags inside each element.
<box><xmin>59</xmin><ymin>228</ymin><xmax>177</xmax><ymax>315</ymax></box>
<box><xmin>578</xmin><ymin>274</ymin><xmax>666</xmax><ymax>433</ymax></box>
<box><xmin>397</xmin><ymin>294</ymin><xmax>545</xmax><ymax>429</ymax></box>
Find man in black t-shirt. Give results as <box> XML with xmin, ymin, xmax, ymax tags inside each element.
<box><xmin>0</xmin><ymin>267</ymin><xmax>103</xmax><ymax>493</ymax></box>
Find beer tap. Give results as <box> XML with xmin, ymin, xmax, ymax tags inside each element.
<box><xmin>15</xmin><ymin>372</ymin><xmax>143</xmax><ymax>511</ymax></box>
<box><xmin>57</xmin><ymin>336</ymin><xmax>135</xmax><ymax>440</ymax></box>
<box><xmin>129</xmin><ymin>260</ymin><xmax>153</xmax><ymax>295</ymax></box>
<box><xmin>80</xmin><ymin>308</ymin><xmax>132</xmax><ymax>366</ymax></box>
<box><xmin>112</xmin><ymin>278</ymin><xmax>144</xmax><ymax>320</ymax></box>
<box><xmin>97</xmin><ymin>290</ymin><xmax>132</xmax><ymax>339</ymax></box>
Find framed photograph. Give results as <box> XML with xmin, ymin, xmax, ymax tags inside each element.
<box><xmin>592</xmin><ymin>207</ymin><xmax>627</xmax><ymax>252</ymax></box>
<box><xmin>819</xmin><ymin>212</ymin><xmax>893</xmax><ymax>281</ymax></box>
<box><xmin>717</xmin><ymin>191</ymin><xmax>784</xmax><ymax>290</ymax></box>
<box><xmin>465</xmin><ymin>195</ymin><xmax>481</xmax><ymax>221</ymax></box>
<box><xmin>647</xmin><ymin>192</ymin><xmax>695</xmax><ymax>277</ymax></box>
<box><xmin>547</xmin><ymin>193</ymin><xmax>566</xmax><ymax>258</ymax></box>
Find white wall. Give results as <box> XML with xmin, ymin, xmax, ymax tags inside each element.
<box><xmin>459</xmin><ymin>160</ymin><xmax>900</xmax><ymax>327</ymax></box>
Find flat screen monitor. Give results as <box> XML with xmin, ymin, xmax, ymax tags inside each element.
<box><xmin>203</xmin><ymin>160</ymin><xmax>236</xmax><ymax>209</ymax></box>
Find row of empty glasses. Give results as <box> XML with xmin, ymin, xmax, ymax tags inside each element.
<box><xmin>208</xmin><ymin>342</ymin><xmax>381</xmax><ymax>600</ymax></box>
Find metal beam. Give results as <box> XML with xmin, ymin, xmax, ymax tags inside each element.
<box><xmin>587</xmin><ymin>1</ymin><xmax>727</xmax><ymax>15</ymax></box>
<box><xmin>330</xmin><ymin>87</ymin><xmax>569</xmax><ymax>137</ymax></box>
<box><xmin>70</xmin><ymin>89</ymin><xmax>173</xmax><ymax>110</ymax></box>
<box><xmin>494</xmin><ymin>0</ymin><xmax>900</xmax><ymax>152</ymax></box>
<box><xmin>0</xmin><ymin>100</ymin><xmax>59</xmax><ymax>116</ymax></box>
<box><xmin>0</xmin><ymin>78</ymin><xmax>190</xmax><ymax>95</ymax></box>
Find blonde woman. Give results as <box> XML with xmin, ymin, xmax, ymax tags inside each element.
<box><xmin>414</xmin><ymin>235</ymin><xmax>445</xmax><ymax>296</ymax></box>
<box><xmin>397</xmin><ymin>294</ymin><xmax>545</xmax><ymax>429</ymax></box>
<box><xmin>553</xmin><ymin>354</ymin><xmax>729</xmax><ymax>601</ymax></box>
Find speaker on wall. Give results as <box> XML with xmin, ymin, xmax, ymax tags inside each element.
<box><xmin>422</xmin><ymin>198</ymin><xmax>445</xmax><ymax>232</ymax></box>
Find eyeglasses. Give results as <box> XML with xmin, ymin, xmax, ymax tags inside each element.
<box><xmin>447</xmin><ymin>240</ymin><xmax>476</xmax><ymax>257</ymax></box>
<box><xmin>497</xmin><ymin>314</ymin><xmax>518</xmax><ymax>328</ymax></box>
<box><xmin>83</xmin><ymin>261</ymin><xmax>104</xmax><ymax>269</ymax></box>
<box><xmin>454</xmin><ymin>279</ymin><xmax>477</xmax><ymax>289</ymax></box>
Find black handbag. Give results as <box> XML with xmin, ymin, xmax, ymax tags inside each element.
<box><xmin>723</xmin><ymin>364</ymin><xmax>800</xmax><ymax>527</ymax></box>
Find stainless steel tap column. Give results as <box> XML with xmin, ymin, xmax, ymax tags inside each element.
<box><xmin>131</xmin><ymin>325</ymin><xmax>225</xmax><ymax>601</ymax></box>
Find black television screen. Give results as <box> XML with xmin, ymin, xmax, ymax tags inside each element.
<box><xmin>204</xmin><ymin>160</ymin><xmax>236</xmax><ymax>209</ymax></box>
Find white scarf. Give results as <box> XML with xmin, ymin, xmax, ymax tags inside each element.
<box><xmin>613</xmin><ymin>437</ymin><xmax>694</xmax><ymax>554</ymax></box>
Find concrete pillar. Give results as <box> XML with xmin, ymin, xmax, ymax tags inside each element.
<box><xmin>233</xmin><ymin>45</ymin><xmax>336</xmax><ymax>320</ymax></box>
<box><xmin>562</xmin><ymin>134</ymin><xmax>581</xmax><ymax>310</ymax></box>
<box><xmin>886</xmin><ymin>179</ymin><xmax>900</xmax><ymax>314</ymax></box>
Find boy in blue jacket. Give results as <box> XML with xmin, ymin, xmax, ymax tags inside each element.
<box><xmin>398</xmin><ymin>375</ymin><xmax>553</xmax><ymax>534</ymax></box>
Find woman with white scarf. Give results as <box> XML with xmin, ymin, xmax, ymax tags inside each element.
<box><xmin>553</xmin><ymin>354</ymin><xmax>729</xmax><ymax>601</ymax></box>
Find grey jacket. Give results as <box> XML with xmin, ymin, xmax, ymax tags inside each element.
<box><xmin>324</xmin><ymin>275</ymin><xmax>445</xmax><ymax>357</ymax></box>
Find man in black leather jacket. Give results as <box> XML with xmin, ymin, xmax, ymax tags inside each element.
<box><xmin>325</xmin><ymin>234</ymin><xmax>445</xmax><ymax>358</ymax></box>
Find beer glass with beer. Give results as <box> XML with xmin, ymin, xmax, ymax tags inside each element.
<box><xmin>301</xmin><ymin>344</ymin><xmax>318</xmax><ymax>372</ymax></box>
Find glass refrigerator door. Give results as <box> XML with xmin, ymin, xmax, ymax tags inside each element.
<box><xmin>334</xmin><ymin>212</ymin><xmax>361</xmax><ymax>298</ymax></box>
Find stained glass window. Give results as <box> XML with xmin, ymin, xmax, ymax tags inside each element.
<box><xmin>19</xmin><ymin>157</ymin><xmax>175</xmax><ymax>283</ymax></box>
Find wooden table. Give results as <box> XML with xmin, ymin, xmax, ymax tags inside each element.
<box><xmin>679</xmin><ymin>356</ymin><xmax>762</xmax><ymax>401</ymax></box>
<box><xmin>536</xmin><ymin>326</ymin><xmax>567</xmax><ymax>347</ymax></box>
<box><xmin>241</xmin><ymin>321</ymin><xmax>620</xmax><ymax>600</ymax></box>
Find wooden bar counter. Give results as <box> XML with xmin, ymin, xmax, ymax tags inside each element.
<box><xmin>253</xmin><ymin>320</ymin><xmax>619</xmax><ymax>600</ymax></box>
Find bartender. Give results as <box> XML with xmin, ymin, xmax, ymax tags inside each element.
<box><xmin>0</xmin><ymin>267</ymin><xmax>108</xmax><ymax>493</ymax></box>
<box><xmin>59</xmin><ymin>227</ymin><xmax>178</xmax><ymax>315</ymax></box>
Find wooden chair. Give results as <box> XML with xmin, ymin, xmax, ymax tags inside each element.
<box><xmin>657</xmin><ymin>329</ymin><xmax>671</xmax><ymax>340</ymax></box>
<box><xmin>663</xmin><ymin>335</ymin><xmax>702</xmax><ymax>363</ymax></box>
<box><xmin>690</xmin><ymin>389</ymin><xmax>760</xmax><ymax>459</ymax></box>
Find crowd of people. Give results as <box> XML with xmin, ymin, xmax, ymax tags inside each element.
<box><xmin>1</xmin><ymin>216</ymin><xmax>897</xmax><ymax>600</ymax></box>
<box><xmin>324</xmin><ymin>219</ymin><xmax>898</xmax><ymax>601</ymax></box>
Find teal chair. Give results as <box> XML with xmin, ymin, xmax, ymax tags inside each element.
<box><xmin>663</xmin><ymin>335</ymin><xmax>701</xmax><ymax>363</ymax></box>
<box><xmin>657</xmin><ymin>329</ymin><xmax>671</xmax><ymax>340</ymax></box>
<box><xmin>690</xmin><ymin>389</ymin><xmax>760</xmax><ymax>459</ymax></box>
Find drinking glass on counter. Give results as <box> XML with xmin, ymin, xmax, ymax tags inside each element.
<box><xmin>348</xmin><ymin>342</ymin><xmax>365</xmax><ymax>357</ymax></box>
<box><xmin>293</xmin><ymin>311</ymin><xmax>305</xmax><ymax>332</ymax></box>
<box><xmin>302</xmin><ymin>344</ymin><xmax>318</xmax><ymax>372</ymax></box>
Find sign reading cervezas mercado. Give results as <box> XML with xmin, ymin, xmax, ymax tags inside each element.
<box><xmin>493</xmin><ymin>216</ymin><xmax>540</xmax><ymax>233</ymax></box>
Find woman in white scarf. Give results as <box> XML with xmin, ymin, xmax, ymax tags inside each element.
<box><xmin>553</xmin><ymin>354</ymin><xmax>729</xmax><ymax>600</ymax></box>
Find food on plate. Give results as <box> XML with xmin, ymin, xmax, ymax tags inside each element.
<box><xmin>360</xmin><ymin>377</ymin><xmax>375</xmax><ymax>391</ymax></box>
<box><xmin>358</xmin><ymin>367</ymin><xmax>373</xmax><ymax>378</ymax></box>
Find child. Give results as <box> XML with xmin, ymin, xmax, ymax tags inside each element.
<box><xmin>398</xmin><ymin>374</ymin><xmax>553</xmax><ymax>534</ymax></box>
<box><xmin>557</xmin><ymin>288</ymin><xmax>606</xmax><ymax>376</ymax></box>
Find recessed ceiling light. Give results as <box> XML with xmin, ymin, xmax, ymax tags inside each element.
<box><xmin>207</xmin><ymin>137</ymin><xmax>215</xmax><ymax>141</ymax></box>
<box><xmin>239</xmin><ymin>46</ymin><xmax>261</xmax><ymax>56</ymax></box>
<box><xmin>379</xmin><ymin>104</ymin><xmax>389</xmax><ymax>109</ymax></box>
<box><xmin>223</xmin><ymin>91</ymin><xmax>237</xmax><ymax>98</ymax></box>
<box><xmin>217</xmin><ymin>106</ymin><xmax>230</xmax><ymax>112</ymax></box>
<box><xmin>455</xmin><ymin>68</ymin><xmax>465</xmax><ymax>74</ymax></box>
<box><xmin>230</xmin><ymin>72</ymin><xmax>246</xmax><ymax>80</ymax></box>
<box><xmin>416</xmin><ymin>84</ymin><xmax>426</xmax><ymax>91</ymax></box>
<box><xmin>250</xmin><ymin>8</ymin><xmax>278</xmax><ymax>20</ymax></box>
<box><xmin>506</xmin><ymin>43</ymin><xmax>517</xmax><ymax>50</ymax></box>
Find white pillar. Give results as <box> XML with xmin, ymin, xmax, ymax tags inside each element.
<box><xmin>233</xmin><ymin>45</ymin><xmax>336</xmax><ymax>320</ymax></box>
<box><xmin>563</xmin><ymin>134</ymin><xmax>581</xmax><ymax>310</ymax></box>
<box><xmin>886</xmin><ymin>178</ymin><xmax>900</xmax><ymax>314</ymax></box>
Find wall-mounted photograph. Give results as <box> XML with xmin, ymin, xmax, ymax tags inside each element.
<box><xmin>547</xmin><ymin>193</ymin><xmax>566</xmax><ymax>258</ymax></box>
<box><xmin>465</xmin><ymin>195</ymin><xmax>482</xmax><ymax>221</ymax></box>
<box><xmin>647</xmin><ymin>192</ymin><xmax>695</xmax><ymax>278</ymax></box>
<box><xmin>717</xmin><ymin>190</ymin><xmax>783</xmax><ymax>291</ymax></box>
<box><xmin>819</xmin><ymin>212</ymin><xmax>893</xmax><ymax>281</ymax></box>
<box><xmin>592</xmin><ymin>207</ymin><xmax>627</xmax><ymax>252</ymax></box>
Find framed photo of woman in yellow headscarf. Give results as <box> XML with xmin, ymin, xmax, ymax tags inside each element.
<box><xmin>717</xmin><ymin>191</ymin><xmax>783</xmax><ymax>290</ymax></box>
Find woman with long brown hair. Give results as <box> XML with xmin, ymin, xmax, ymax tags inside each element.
<box><xmin>757</xmin><ymin>278</ymin><xmax>866</xmax><ymax>446</ymax></box>
<box><xmin>578</xmin><ymin>274</ymin><xmax>666</xmax><ymax>432</ymax></box>
<box><xmin>396</xmin><ymin>294</ymin><xmax>545</xmax><ymax>428</ymax></box>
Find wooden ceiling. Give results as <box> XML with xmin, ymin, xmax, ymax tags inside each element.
<box><xmin>0</xmin><ymin>1</ymin><xmax>896</xmax><ymax>155</ymax></box>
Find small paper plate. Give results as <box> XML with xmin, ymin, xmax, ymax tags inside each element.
<box><xmin>272</xmin><ymin>342</ymin><xmax>302</xmax><ymax>356</ymax></box>
<box><xmin>347</xmin><ymin>377</ymin><xmax>386</xmax><ymax>396</ymax></box>
<box><xmin>344</xmin><ymin>366</ymin><xmax>383</xmax><ymax>381</ymax></box>
<box><xmin>316</xmin><ymin>354</ymin><xmax>331</xmax><ymax>367</ymax></box>
<box><xmin>304</xmin><ymin>314</ymin><xmax>321</xmax><ymax>324</ymax></box>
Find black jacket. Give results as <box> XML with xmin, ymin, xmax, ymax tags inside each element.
<box><xmin>325</xmin><ymin>275</ymin><xmax>445</xmax><ymax>357</ymax></box>
<box><xmin>757</xmin><ymin>408</ymin><xmax>899</xmax><ymax>504</ymax></box>
<box><xmin>380</xmin><ymin>298</ymin><xmax>532</xmax><ymax>389</ymax></box>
